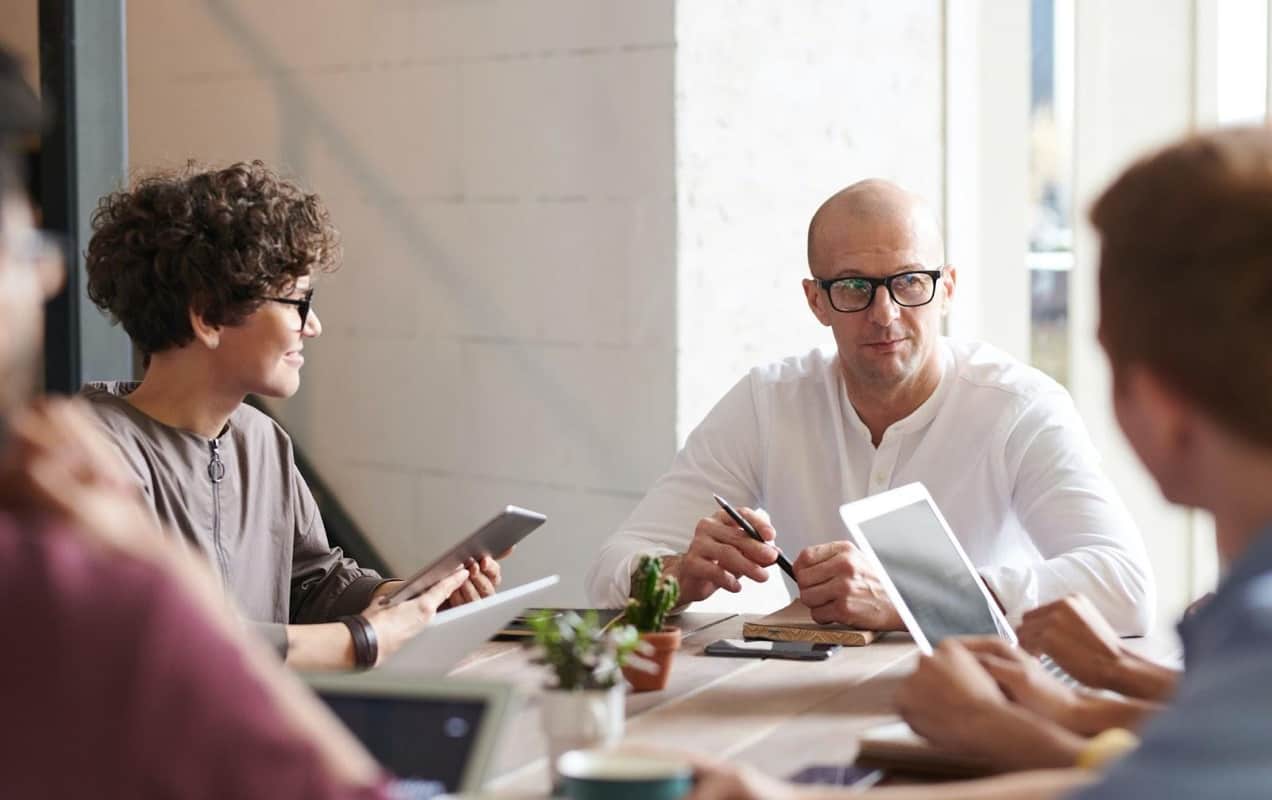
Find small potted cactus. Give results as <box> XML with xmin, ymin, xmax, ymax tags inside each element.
<box><xmin>620</xmin><ymin>555</ymin><xmax>682</xmax><ymax>692</ymax></box>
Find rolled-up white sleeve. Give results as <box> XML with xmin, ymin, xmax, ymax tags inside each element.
<box><xmin>981</xmin><ymin>389</ymin><xmax>1156</xmax><ymax>635</ymax></box>
<box><xmin>585</xmin><ymin>375</ymin><xmax>766</xmax><ymax>607</ymax></box>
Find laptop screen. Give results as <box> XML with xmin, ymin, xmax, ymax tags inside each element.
<box><xmin>857</xmin><ymin>499</ymin><xmax>1000</xmax><ymax>646</ymax></box>
<box><xmin>319</xmin><ymin>694</ymin><xmax>487</xmax><ymax>796</ymax></box>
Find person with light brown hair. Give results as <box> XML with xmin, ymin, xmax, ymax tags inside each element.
<box><xmin>685</xmin><ymin>127</ymin><xmax>1272</xmax><ymax>799</ymax></box>
<box><xmin>81</xmin><ymin>161</ymin><xmax>500</xmax><ymax>670</ymax></box>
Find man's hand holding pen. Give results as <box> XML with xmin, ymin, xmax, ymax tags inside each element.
<box><xmin>659</xmin><ymin>495</ymin><xmax>902</xmax><ymax>631</ymax></box>
<box><xmin>662</xmin><ymin>505</ymin><xmax>781</xmax><ymax>604</ymax></box>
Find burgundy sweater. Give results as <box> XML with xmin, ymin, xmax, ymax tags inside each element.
<box><xmin>0</xmin><ymin>512</ymin><xmax>386</xmax><ymax>799</ymax></box>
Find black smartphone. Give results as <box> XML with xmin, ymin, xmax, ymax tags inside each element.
<box><xmin>788</xmin><ymin>764</ymin><xmax>885</xmax><ymax>788</ymax></box>
<box><xmin>703</xmin><ymin>638</ymin><xmax>839</xmax><ymax>661</ymax></box>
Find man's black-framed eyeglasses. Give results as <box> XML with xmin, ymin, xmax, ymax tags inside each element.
<box><xmin>263</xmin><ymin>288</ymin><xmax>314</xmax><ymax>329</ymax></box>
<box><xmin>816</xmin><ymin>269</ymin><xmax>944</xmax><ymax>313</ymax></box>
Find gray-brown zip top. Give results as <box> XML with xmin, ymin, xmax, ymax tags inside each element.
<box><xmin>81</xmin><ymin>381</ymin><xmax>386</xmax><ymax>657</ymax></box>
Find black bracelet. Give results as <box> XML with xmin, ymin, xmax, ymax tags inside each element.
<box><xmin>340</xmin><ymin>614</ymin><xmax>378</xmax><ymax>669</ymax></box>
<box><xmin>358</xmin><ymin>614</ymin><xmax>379</xmax><ymax>667</ymax></box>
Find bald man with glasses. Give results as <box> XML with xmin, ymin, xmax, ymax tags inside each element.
<box><xmin>587</xmin><ymin>179</ymin><xmax>1154</xmax><ymax>636</ymax></box>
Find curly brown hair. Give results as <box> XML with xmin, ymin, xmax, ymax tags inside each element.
<box><xmin>86</xmin><ymin>160</ymin><xmax>340</xmax><ymax>356</ymax></box>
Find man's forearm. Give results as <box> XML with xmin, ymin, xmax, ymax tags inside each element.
<box><xmin>912</xmin><ymin>699</ymin><xmax>1088</xmax><ymax>774</ymax></box>
<box><xmin>996</xmin><ymin>707</ymin><xmax>1088</xmax><ymax>771</ymax></box>
<box><xmin>1108</xmin><ymin>650</ymin><xmax>1179</xmax><ymax>701</ymax></box>
<box><xmin>1069</xmin><ymin>693</ymin><xmax>1161</xmax><ymax>736</ymax></box>
<box><xmin>866</xmin><ymin>768</ymin><xmax>1094</xmax><ymax>800</ymax></box>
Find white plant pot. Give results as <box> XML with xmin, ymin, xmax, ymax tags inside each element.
<box><xmin>540</xmin><ymin>685</ymin><xmax>625</xmax><ymax>789</ymax></box>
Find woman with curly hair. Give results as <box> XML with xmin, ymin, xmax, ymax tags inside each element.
<box><xmin>81</xmin><ymin>161</ymin><xmax>498</xmax><ymax>670</ymax></box>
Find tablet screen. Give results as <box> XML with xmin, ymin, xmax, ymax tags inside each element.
<box><xmin>857</xmin><ymin>499</ymin><xmax>1000</xmax><ymax>646</ymax></box>
<box><xmin>320</xmin><ymin>694</ymin><xmax>487</xmax><ymax>794</ymax></box>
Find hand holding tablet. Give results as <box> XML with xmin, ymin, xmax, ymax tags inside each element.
<box><xmin>383</xmin><ymin>506</ymin><xmax>546</xmax><ymax>608</ymax></box>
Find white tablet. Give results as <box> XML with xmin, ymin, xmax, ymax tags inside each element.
<box><xmin>838</xmin><ymin>482</ymin><xmax>1016</xmax><ymax>654</ymax></box>
<box><xmin>379</xmin><ymin>574</ymin><xmax>560</xmax><ymax>676</ymax></box>
<box><xmin>386</xmin><ymin>505</ymin><xmax>546</xmax><ymax>607</ymax></box>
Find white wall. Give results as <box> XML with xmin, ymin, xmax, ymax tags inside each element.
<box><xmin>670</xmin><ymin>1</ymin><xmax>944</xmax><ymax>613</ymax></box>
<box><xmin>126</xmin><ymin>0</ymin><xmax>678</xmax><ymax>606</ymax></box>
<box><xmin>9</xmin><ymin>0</ymin><xmax>1250</xmax><ymax>620</ymax></box>
<box><xmin>674</xmin><ymin>0</ymin><xmax>944</xmax><ymax>441</ymax></box>
<box><xmin>122</xmin><ymin>0</ymin><xmax>948</xmax><ymax>606</ymax></box>
<box><xmin>942</xmin><ymin>0</ymin><xmax>1031</xmax><ymax>362</ymax></box>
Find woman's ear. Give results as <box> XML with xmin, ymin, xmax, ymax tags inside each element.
<box><xmin>189</xmin><ymin>307</ymin><xmax>221</xmax><ymax>350</ymax></box>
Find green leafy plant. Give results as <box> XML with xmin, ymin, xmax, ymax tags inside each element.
<box><xmin>622</xmin><ymin>555</ymin><xmax>680</xmax><ymax>633</ymax></box>
<box><xmin>528</xmin><ymin>610</ymin><xmax>641</xmax><ymax>690</ymax></box>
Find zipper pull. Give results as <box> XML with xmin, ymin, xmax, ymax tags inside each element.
<box><xmin>207</xmin><ymin>439</ymin><xmax>226</xmax><ymax>483</ymax></box>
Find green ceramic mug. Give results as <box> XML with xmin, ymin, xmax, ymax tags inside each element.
<box><xmin>557</xmin><ymin>749</ymin><xmax>694</xmax><ymax>800</ymax></box>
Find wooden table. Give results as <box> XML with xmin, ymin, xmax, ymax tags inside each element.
<box><xmin>451</xmin><ymin>612</ymin><xmax>922</xmax><ymax>795</ymax></box>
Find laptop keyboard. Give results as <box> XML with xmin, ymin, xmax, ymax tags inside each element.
<box><xmin>1040</xmin><ymin>654</ymin><xmax>1081</xmax><ymax>688</ymax></box>
<box><xmin>387</xmin><ymin>780</ymin><xmax>448</xmax><ymax>799</ymax></box>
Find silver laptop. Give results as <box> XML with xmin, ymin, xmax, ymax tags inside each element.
<box><xmin>309</xmin><ymin>673</ymin><xmax>515</xmax><ymax>798</ymax></box>
<box><xmin>379</xmin><ymin>574</ymin><xmax>560</xmax><ymax>676</ymax></box>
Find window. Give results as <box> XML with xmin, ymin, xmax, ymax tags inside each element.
<box><xmin>1027</xmin><ymin>0</ymin><xmax>1075</xmax><ymax>386</ymax></box>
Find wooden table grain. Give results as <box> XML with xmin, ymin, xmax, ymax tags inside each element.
<box><xmin>451</xmin><ymin>612</ymin><xmax>920</xmax><ymax>795</ymax></box>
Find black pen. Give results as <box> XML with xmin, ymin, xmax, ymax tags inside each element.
<box><xmin>712</xmin><ymin>493</ymin><xmax>797</xmax><ymax>580</ymax></box>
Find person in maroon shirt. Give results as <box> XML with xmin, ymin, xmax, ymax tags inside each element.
<box><xmin>0</xmin><ymin>510</ymin><xmax>394</xmax><ymax>800</ymax></box>
<box><xmin>0</xmin><ymin>46</ymin><xmax>432</xmax><ymax>799</ymax></box>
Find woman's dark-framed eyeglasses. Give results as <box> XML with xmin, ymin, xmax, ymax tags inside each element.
<box><xmin>816</xmin><ymin>268</ymin><xmax>944</xmax><ymax>313</ymax></box>
<box><xmin>263</xmin><ymin>288</ymin><xmax>314</xmax><ymax>329</ymax></box>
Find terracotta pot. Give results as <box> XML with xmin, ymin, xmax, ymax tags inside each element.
<box><xmin>622</xmin><ymin>626</ymin><xmax>682</xmax><ymax>692</ymax></box>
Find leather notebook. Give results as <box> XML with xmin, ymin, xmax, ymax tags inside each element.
<box><xmin>742</xmin><ymin>599</ymin><xmax>877</xmax><ymax>646</ymax></box>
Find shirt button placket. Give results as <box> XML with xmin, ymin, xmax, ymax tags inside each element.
<box><xmin>870</xmin><ymin>434</ymin><xmax>899</xmax><ymax>494</ymax></box>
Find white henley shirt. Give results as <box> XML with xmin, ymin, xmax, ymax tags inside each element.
<box><xmin>585</xmin><ymin>339</ymin><xmax>1155</xmax><ymax>635</ymax></box>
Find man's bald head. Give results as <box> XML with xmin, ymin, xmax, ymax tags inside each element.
<box><xmin>807</xmin><ymin>179</ymin><xmax>944</xmax><ymax>274</ymax></box>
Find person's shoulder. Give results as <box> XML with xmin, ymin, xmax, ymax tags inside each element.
<box><xmin>232</xmin><ymin>400</ymin><xmax>282</xmax><ymax>432</ymax></box>
<box><xmin>746</xmin><ymin>346</ymin><xmax>839</xmax><ymax>389</ymax></box>
<box><xmin>77</xmin><ymin>382</ymin><xmax>157</xmax><ymax>465</ymax></box>
<box><xmin>1210</xmin><ymin>571</ymin><xmax>1272</xmax><ymax>653</ymax></box>
<box><xmin>230</xmin><ymin>400</ymin><xmax>295</xmax><ymax>458</ymax></box>
<box><xmin>0</xmin><ymin>512</ymin><xmax>161</xmax><ymax>624</ymax></box>
<box><xmin>79</xmin><ymin>380</ymin><xmax>142</xmax><ymax>428</ymax></box>
<box><xmin>948</xmin><ymin>338</ymin><xmax>1067</xmax><ymax>405</ymax></box>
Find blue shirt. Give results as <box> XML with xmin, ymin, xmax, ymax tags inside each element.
<box><xmin>1074</xmin><ymin>524</ymin><xmax>1272</xmax><ymax>799</ymax></box>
